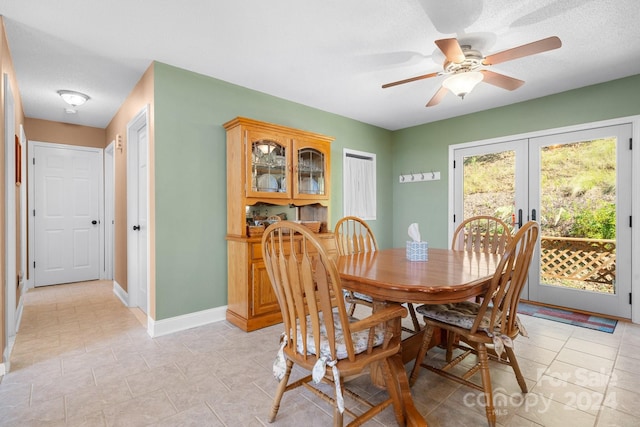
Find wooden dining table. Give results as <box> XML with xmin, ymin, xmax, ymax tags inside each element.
<box><xmin>336</xmin><ymin>247</ymin><xmax>501</xmax><ymax>427</ymax></box>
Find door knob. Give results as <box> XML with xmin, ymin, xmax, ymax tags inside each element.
<box><xmin>91</xmin><ymin>220</ymin><xmax>98</xmax><ymax>225</ymax></box>
<box><xmin>133</xmin><ymin>225</ymin><xmax>140</xmax><ymax>231</ymax></box>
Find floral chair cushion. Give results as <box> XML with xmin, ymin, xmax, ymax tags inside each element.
<box><xmin>295</xmin><ymin>311</ymin><xmax>386</xmax><ymax>360</ymax></box>
<box><xmin>416</xmin><ymin>301</ymin><xmax>501</xmax><ymax>331</ymax></box>
<box><xmin>346</xmin><ymin>291</ymin><xmax>373</xmax><ymax>303</ymax></box>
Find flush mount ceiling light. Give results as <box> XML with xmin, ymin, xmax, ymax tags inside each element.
<box><xmin>57</xmin><ymin>90</ymin><xmax>90</xmax><ymax>107</ymax></box>
<box><xmin>442</xmin><ymin>71</ymin><xmax>483</xmax><ymax>99</ymax></box>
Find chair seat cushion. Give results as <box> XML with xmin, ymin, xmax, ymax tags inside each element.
<box><xmin>296</xmin><ymin>311</ymin><xmax>386</xmax><ymax>360</ymax></box>
<box><xmin>416</xmin><ymin>301</ymin><xmax>501</xmax><ymax>331</ymax></box>
<box><xmin>351</xmin><ymin>292</ymin><xmax>373</xmax><ymax>303</ymax></box>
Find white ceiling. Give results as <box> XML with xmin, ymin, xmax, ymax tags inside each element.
<box><xmin>2</xmin><ymin>0</ymin><xmax>640</xmax><ymax>131</ymax></box>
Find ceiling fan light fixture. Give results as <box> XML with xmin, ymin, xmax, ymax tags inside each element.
<box><xmin>442</xmin><ymin>71</ymin><xmax>483</xmax><ymax>99</ymax></box>
<box><xmin>57</xmin><ymin>90</ymin><xmax>90</xmax><ymax>107</ymax></box>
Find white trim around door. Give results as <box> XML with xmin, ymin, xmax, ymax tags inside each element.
<box><xmin>449</xmin><ymin>115</ymin><xmax>640</xmax><ymax>323</ymax></box>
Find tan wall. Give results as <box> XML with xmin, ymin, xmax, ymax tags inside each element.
<box><xmin>24</xmin><ymin>118</ymin><xmax>106</xmax><ymax>148</ymax></box>
<box><xmin>1</xmin><ymin>17</ymin><xmax>26</xmax><ymax>368</ymax></box>
<box><xmin>105</xmin><ymin>63</ymin><xmax>155</xmax><ymax>318</ymax></box>
<box><xmin>21</xmin><ymin>118</ymin><xmax>106</xmax><ymax>285</ymax></box>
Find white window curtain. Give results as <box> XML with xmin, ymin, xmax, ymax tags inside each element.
<box><xmin>343</xmin><ymin>149</ymin><xmax>376</xmax><ymax>220</ymax></box>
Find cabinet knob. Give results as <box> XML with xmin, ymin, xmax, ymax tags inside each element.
<box><xmin>133</xmin><ymin>225</ymin><xmax>141</xmax><ymax>231</ymax></box>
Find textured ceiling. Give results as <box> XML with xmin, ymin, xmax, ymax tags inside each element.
<box><xmin>2</xmin><ymin>0</ymin><xmax>640</xmax><ymax>130</ymax></box>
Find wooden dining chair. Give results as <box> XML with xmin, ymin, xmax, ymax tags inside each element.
<box><xmin>446</xmin><ymin>215</ymin><xmax>514</xmax><ymax>358</ymax></box>
<box><xmin>334</xmin><ymin>216</ymin><xmax>421</xmax><ymax>333</ymax></box>
<box><xmin>451</xmin><ymin>215</ymin><xmax>512</xmax><ymax>254</ymax></box>
<box><xmin>410</xmin><ymin>221</ymin><xmax>539</xmax><ymax>427</ymax></box>
<box><xmin>263</xmin><ymin>221</ymin><xmax>408</xmax><ymax>426</ymax></box>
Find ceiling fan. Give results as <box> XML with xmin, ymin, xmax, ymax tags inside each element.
<box><xmin>382</xmin><ymin>36</ymin><xmax>562</xmax><ymax>107</ymax></box>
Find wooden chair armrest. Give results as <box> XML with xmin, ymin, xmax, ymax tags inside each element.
<box><xmin>349</xmin><ymin>305</ymin><xmax>407</xmax><ymax>333</ymax></box>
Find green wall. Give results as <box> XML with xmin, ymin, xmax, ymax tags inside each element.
<box><xmin>391</xmin><ymin>74</ymin><xmax>640</xmax><ymax>249</ymax></box>
<box><xmin>152</xmin><ymin>62</ymin><xmax>393</xmax><ymax>320</ymax></box>
<box><xmin>152</xmin><ymin>62</ymin><xmax>639</xmax><ymax>320</ymax></box>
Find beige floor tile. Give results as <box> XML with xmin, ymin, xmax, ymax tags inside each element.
<box><xmin>65</xmin><ymin>377</ymin><xmax>133</xmax><ymax>419</ymax></box>
<box><xmin>102</xmin><ymin>389</ymin><xmax>177</xmax><ymax>426</ymax></box>
<box><xmin>609</xmin><ymin>368</ymin><xmax>640</xmax><ymax>394</ymax></box>
<box><xmin>516</xmin><ymin>392</ymin><xmax>596</xmax><ymax>426</ymax></box>
<box><xmin>531</xmin><ymin>374</ymin><xmax>604</xmax><ymax>415</ymax></box>
<box><xmin>596</xmin><ymin>406</ymin><xmax>640</xmax><ymax>427</ymax></box>
<box><xmin>564</xmin><ymin>337</ymin><xmax>619</xmax><ymax>360</ymax></box>
<box><xmin>153</xmin><ymin>403</ymin><xmax>224</xmax><ymax>426</ymax></box>
<box><xmin>544</xmin><ymin>360</ymin><xmax>610</xmax><ymax>393</ymax></box>
<box><xmin>2</xmin><ymin>280</ymin><xmax>637</xmax><ymax>426</ymax></box>
<box><xmin>555</xmin><ymin>347</ymin><xmax>615</xmax><ymax>375</ymax></box>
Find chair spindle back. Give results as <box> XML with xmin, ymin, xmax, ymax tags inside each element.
<box><xmin>262</xmin><ymin>221</ymin><xmax>356</xmax><ymax>362</ymax></box>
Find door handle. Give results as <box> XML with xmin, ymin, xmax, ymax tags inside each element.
<box><xmin>91</xmin><ymin>220</ymin><xmax>98</xmax><ymax>225</ymax></box>
<box><xmin>518</xmin><ymin>209</ymin><xmax>523</xmax><ymax>228</ymax></box>
<box><xmin>133</xmin><ymin>225</ymin><xmax>140</xmax><ymax>231</ymax></box>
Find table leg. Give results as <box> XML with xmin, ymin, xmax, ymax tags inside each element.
<box><xmin>371</xmin><ymin>301</ymin><xmax>427</xmax><ymax>426</ymax></box>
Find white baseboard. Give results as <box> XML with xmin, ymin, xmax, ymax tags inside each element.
<box><xmin>112</xmin><ymin>281</ymin><xmax>129</xmax><ymax>306</ymax></box>
<box><xmin>15</xmin><ymin>298</ymin><xmax>24</xmax><ymax>333</ymax></box>
<box><xmin>147</xmin><ymin>305</ymin><xmax>227</xmax><ymax>338</ymax></box>
<box><xmin>1</xmin><ymin>336</ymin><xmax>15</xmax><ymax>376</ymax></box>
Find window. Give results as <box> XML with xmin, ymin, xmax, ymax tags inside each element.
<box><xmin>343</xmin><ymin>149</ymin><xmax>376</xmax><ymax>220</ymax></box>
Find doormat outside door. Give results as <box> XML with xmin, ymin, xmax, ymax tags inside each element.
<box><xmin>517</xmin><ymin>302</ymin><xmax>617</xmax><ymax>333</ymax></box>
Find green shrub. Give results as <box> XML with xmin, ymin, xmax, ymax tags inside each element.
<box><xmin>570</xmin><ymin>203</ymin><xmax>616</xmax><ymax>239</ymax></box>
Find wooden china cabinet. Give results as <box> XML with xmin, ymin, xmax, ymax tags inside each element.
<box><xmin>224</xmin><ymin>117</ymin><xmax>336</xmax><ymax>331</ymax></box>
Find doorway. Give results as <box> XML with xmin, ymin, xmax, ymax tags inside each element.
<box><xmin>28</xmin><ymin>142</ymin><xmax>103</xmax><ymax>287</ymax></box>
<box><xmin>127</xmin><ymin>107</ymin><xmax>149</xmax><ymax>315</ymax></box>
<box><xmin>4</xmin><ymin>73</ymin><xmax>17</xmax><ymax>342</ymax></box>
<box><xmin>452</xmin><ymin>123</ymin><xmax>632</xmax><ymax>318</ymax></box>
<box><xmin>105</xmin><ymin>142</ymin><xmax>115</xmax><ymax>280</ymax></box>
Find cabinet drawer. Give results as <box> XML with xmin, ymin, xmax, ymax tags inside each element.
<box><xmin>251</xmin><ymin>240</ymin><xmax>300</xmax><ymax>260</ymax></box>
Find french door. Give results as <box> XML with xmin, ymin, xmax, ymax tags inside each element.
<box><xmin>453</xmin><ymin>124</ymin><xmax>632</xmax><ymax>318</ymax></box>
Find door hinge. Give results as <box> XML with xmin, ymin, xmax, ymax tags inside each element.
<box><xmin>453</xmin><ymin>214</ymin><xmax>456</xmax><ymax>223</ymax></box>
<box><xmin>33</xmin><ymin>261</ymin><xmax>36</xmax><ymax>269</ymax></box>
<box><xmin>33</xmin><ymin>157</ymin><xmax>35</xmax><ymax>165</ymax></box>
<box><xmin>453</xmin><ymin>160</ymin><xmax>456</xmax><ymax>168</ymax></box>
<box><xmin>630</xmin><ymin>216</ymin><xmax>633</xmax><ymax>228</ymax></box>
<box><xmin>630</xmin><ymin>292</ymin><xmax>632</xmax><ymax>305</ymax></box>
<box><xmin>33</xmin><ymin>209</ymin><xmax>36</xmax><ymax>217</ymax></box>
<box><xmin>630</xmin><ymin>138</ymin><xmax>633</xmax><ymax>150</ymax></box>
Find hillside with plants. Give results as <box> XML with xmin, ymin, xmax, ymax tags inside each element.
<box><xmin>463</xmin><ymin>137</ymin><xmax>617</xmax><ymax>239</ymax></box>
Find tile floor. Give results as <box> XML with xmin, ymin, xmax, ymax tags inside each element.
<box><xmin>1</xmin><ymin>280</ymin><xmax>639</xmax><ymax>426</ymax></box>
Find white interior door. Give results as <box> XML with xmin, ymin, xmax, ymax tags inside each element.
<box><xmin>104</xmin><ymin>142</ymin><xmax>115</xmax><ymax>280</ymax></box>
<box><xmin>32</xmin><ymin>143</ymin><xmax>102</xmax><ymax>287</ymax></box>
<box><xmin>127</xmin><ymin>108</ymin><xmax>149</xmax><ymax>314</ymax></box>
<box><xmin>4</xmin><ymin>73</ymin><xmax>16</xmax><ymax>340</ymax></box>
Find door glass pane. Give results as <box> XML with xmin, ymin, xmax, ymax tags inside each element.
<box><xmin>538</xmin><ymin>138</ymin><xmax>616</xmax><ymax>294</ymax></box>
<box><xmin>462</xmin><ymin>150</ymin><xmax>516</xmax><ymax>227</ymax></box>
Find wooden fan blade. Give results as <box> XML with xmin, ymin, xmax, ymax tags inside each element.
<box><xmin>435</xmin><ymin>38</ymin><xmax>465</xmax><ymax>63</ymax></box>
<box><xmin>382</xmin><ymin>72</ymin><xmax>439</xmax><ymax>88</ymax></box>
<box><xmin>480</xmin><ymin>70</ymin><xmax>525</xmax><ymax>91</ymax></box>
<box><xmin>426</xmin><ymin>86</ymin><xmax>448</xmax><ymax>107</ymax></box>
<box><xmin>483</xmin><ymin>36</ymin><xmax>561</xmax><ymax>65</ymax></box>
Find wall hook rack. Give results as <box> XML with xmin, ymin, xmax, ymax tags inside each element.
<box><xmin>399</xmin><ymin>171</ymin><xmax>441</xmax><ymax>183</ymax></box>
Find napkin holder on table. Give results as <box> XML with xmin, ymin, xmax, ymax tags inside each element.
<box><xmin>406</xmin><ymin>222</ymin><xmax>428</xmax><ymax>261</ymax></box>
<box><xmin>406</xmin><ymin>240</ymin><xmax>429</xmax><ymax>261</ymax></box>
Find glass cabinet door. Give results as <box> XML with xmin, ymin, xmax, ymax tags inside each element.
<box><xmin>246</xmin><ymin>134</ymin><xmax>289</xmax><ymax>198</ymax></box>
<box><xmin>294</xmin><ymin>141</ymin><xmax>327</xmax><ymax>199</ymax></box>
